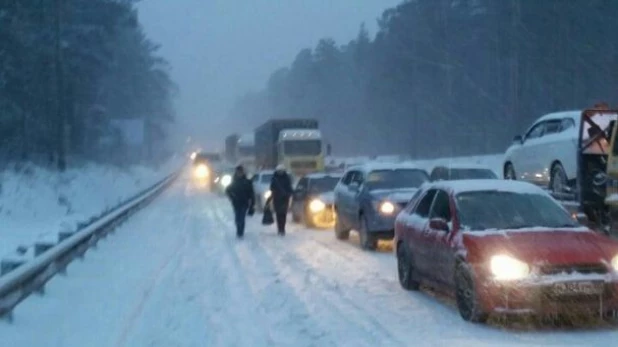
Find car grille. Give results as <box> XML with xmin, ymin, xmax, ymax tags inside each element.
<box><xmin>290</xmin><ymin>161</ymin><xmax>317</xmax><ymax>169</ymax></box>
<box><xmin>538</xmin><ymin>263</ymin><xmax>608</xmax><ymax>276</ymax></box>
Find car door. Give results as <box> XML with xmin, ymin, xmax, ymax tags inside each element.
<box><xmin>516</xmin><ymin>121</ymin><xmax>546</xmax><ymax>182</ymax></box>
<box><xmin>348</xmin><ymin>170</ymin><xmax>365</xmax><ymax>230</ymax></box>
<box><xmin>335</xmin><ymin>171</ymin><xmax>354</xmax><ymax>228</ymax></box>
<box><xmin>292</xmin><ymin>177</ymin><xmax>309</xmax><ymax>218</ymax></box>
<box><xmin>406</xmin><ymin>189</ymin><xmax>437</xmax><ymax>276</ymax></box>
<box><xmin>426</xmin><ymin>189</ymin><xmax>455</xmax><ymax>286</ymax></box>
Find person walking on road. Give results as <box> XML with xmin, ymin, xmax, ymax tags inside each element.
<box><xmin>225</xmin><ymin>165</ymin><xmax>255</xmax><ymax>238</ymax></box>
<box><xmin>269</xmin><ymin>164</ymin><xmax>293</xmax><ymax>235</ymax></box>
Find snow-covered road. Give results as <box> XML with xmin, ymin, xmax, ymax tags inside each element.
<box><xmin>3</xmin><ymin>171</ymin><xmax>618</xmax><ymax>347</ymax></box>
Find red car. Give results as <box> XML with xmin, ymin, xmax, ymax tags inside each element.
<box><xmin>394</xmin><ymin>179</ymin><xmax>618</xmax><ymax>323</ymax></box>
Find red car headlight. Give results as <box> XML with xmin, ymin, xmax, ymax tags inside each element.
<box><xmin>490</xmin><ymin>255</ymin><xmax>530</xmax><ymax>281</ymax></box>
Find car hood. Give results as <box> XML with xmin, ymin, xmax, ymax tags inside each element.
<box><xmin>463</xmin><ymin>227</ymin><xmax>618</xmax><ymax>265</ymax></box>
<box><xmin>369</xmin><ymin>188</ymin><xmax>418</xmax><ymax>203</ymax></box>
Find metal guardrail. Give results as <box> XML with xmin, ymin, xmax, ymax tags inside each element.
<box><xmin>0</xmin><ymin>169</ymin><xmax>180</xmax><ymax>321</ymax></box>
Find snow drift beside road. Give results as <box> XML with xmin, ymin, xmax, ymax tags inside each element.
<box><xmin>0</xmin><ymin>159</ymin><xmax>181</xmax><ymax>258</ymax></box>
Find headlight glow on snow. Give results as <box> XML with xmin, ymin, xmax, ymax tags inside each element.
<box><xmin>379</xmin><ymin>201</ymin><xmax>395</xmax><ymax>215</ymax></box>
<box><xmin>611</xmin><ymin>255</ymin><xmax>618</xmax><ymax>272</ymax></box>
<box><xmin>309</xmin><ymin>199</ymin><xmax>326</xmax><ymax>213</ymax></box>
<box><xmin>221</xmin><ymin>174</ymin><xmax>232</xmax><ymax>187</ymax></box>
<box><xmin>490</xmin><ymin>255</ymin><xmax>530</xmax><ymax>281</ymax></box>
<box><xmin>195</xmin><ymin>164</ymin><xmax>209</xmax><ymax>178</ymax></box>
<box><xmin>264</xmin><ymin>190</ymin><xmax>272</xmax><ymax>199</ymax></box>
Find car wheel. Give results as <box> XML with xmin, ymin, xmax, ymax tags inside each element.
<box><xmin>397</xmin><ymin>243</ymin><xmax>420</xmax><ymax>290</ymax></box>
<box><xmin>504</xmin><ymin>163</ymin><xmax>516</xmax><ymax>180</ymax></box>
<box><xmin>334</xmin><ymin>213</ymin><xmax>350</xmax><ymax>240</ymax></box>
<box><xmin>359</xmin><ymin>216</ymin><xmax>377</xmax><ymax>251</ymax></box>
<box><xmin>550</xmin><ymin>162</ymin><xmax>568</xmax><ymax>194</ymax></box>
<box><xmin>455</xmin><ymin>263</ymin><xmax>488</xmax><ymax>323</ymax></box>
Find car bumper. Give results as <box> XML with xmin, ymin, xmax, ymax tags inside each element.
<box><xmin>366</xmin><ymin>212</ymin><xmax>397</xmax><ymax>233</ymax></box>
<box><xmin>478</xmin><ymin>275</ymin><xmax>618</xmax><ymax>315</ymax></box>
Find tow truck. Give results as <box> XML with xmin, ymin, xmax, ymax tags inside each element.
<box><xmin>554</xmin><ymin>103</ymin><xmax>618</xmax><ymax>235</ymax></box>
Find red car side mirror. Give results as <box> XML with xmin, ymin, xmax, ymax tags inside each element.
<box><xmin>429</xmin><ymin>218</ymin><xmax>449</xmax><ymax>232</ymax></box>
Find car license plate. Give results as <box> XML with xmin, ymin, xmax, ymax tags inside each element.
<box><xmin>552</xmin><ymin>281</ymin><xmax>603</xmax><ymax>295</ymax></box>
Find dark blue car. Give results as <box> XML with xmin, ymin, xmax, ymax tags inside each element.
<box><xmin>333</xmin><ymin>163</ymin><xmax>429</xmax><ymax>250</ymax></box>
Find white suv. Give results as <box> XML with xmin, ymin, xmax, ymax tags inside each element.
<box><xmin>503</xmin><ymin>111</ymin><xmax>580</xmax><ymax>194</ymax></box>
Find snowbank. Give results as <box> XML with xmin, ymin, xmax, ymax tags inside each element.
<box><xmin>0</xmin><ymin>159</ymin><xmax>182</xmax><ymax>258</ymax></box>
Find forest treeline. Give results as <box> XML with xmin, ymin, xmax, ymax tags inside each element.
<box><xmin>230</xmin><ymin>0</ymin><xmax>618</xmax><ymax>158</ymax></box>
<box><xmin>0</xmin><ymin>0</ymin><xmax>175</xmax><ymax>169</ymax></box>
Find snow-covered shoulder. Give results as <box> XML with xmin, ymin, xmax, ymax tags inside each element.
<box><xmin>431</xmin><ymin>179</ymin><xmax>549</xmax><ymax>196</ymax></box>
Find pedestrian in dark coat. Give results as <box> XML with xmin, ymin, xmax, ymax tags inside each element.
<box><xmin>225</xmin><ymin>165</ymin><xmax>255</xmax><ymax>238</ymax></box>
<box><xmin>269</xmin><ymin>164</ymin><xmax>293</xmax><ymax>235</ymax></box>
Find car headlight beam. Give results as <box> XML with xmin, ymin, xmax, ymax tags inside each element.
<box><xmin>309</xmin><ymin>199</ymin><xmax>326</xmax><ymax>213</ymax></box>
<box><xmin>611</xmin><ymin>255</ymin><xmax>618</xmax><ymax>272</ymax></box>
<box><xmin>379</xmin><ymin>201</ymin><xmax>395</xmax><ymax>215</ymax></box>
<box><xmin>221</xmin><ymin>174</ymin><xmax>232</xmax><ymax>187</ymax></box>
<box><xmin>195</xmin><ymin>164</ymin><xmax>209</xmax><ymax>178</ymax></box>
<box><xmin>490</xmin><ymin>255</ymin><xmax>530</xmax><ymax>281</ymax></box>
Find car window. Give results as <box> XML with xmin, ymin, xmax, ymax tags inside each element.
<box><xmin>429</xmin><ymin>190</ymin><xmax>451</xmax><ymax>221</ymax></box>
<box><xmin>414</xmin><ymin>189</ymin><xmax>437</xmax><ymax>218</ymax></box>
<box><xmin>543</xmin><ymin>119</ymin><xmax>562</xmax><ymax>135</ymax></box>
<box><xmin>560</xmin><ymin>118</ymin><xmax>576</xmax><ymax>131</ymax></box>
<box><xmin>404</xmin><ymin>188</ymin><xmax>424</xmax><ymax>213</ymax></box>
<box><xmin>430</xmin><ymin>167</ymin><xmax>447</xmax><ymax>181</ymax></box>
<box><xmin>525</xmin><ymin>121</ymin><xmax>545</xmax><ymax>140</ymax></box>
<box><xmin>351</xmin><ymin>171</ymin><xmax>364</xmax><ymax>185</ymax></box>
<box><xmin>260</xmin><ymin>173</ymin><xmax>273</xmax><ymax>183</ymax></box>
<box><xmin>341</xmin><ymin>171</ymin><xmax>354</xmax><ymax>185</ymax></box>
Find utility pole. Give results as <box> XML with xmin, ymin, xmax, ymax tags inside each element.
<box><xmin>54</xmin><ymin>0</ymin><xmax>66</xmax><ymax>171</ymax></box>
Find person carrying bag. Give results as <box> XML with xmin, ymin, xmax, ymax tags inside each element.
<box><xmin>225</xmin><ymin>165</ymin><xmax>255</xmax><ymax>238</ymax></box>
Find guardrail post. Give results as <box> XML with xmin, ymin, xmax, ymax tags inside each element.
<box><xmin>1</xmin><ymin>259</ymin><xmax>25</xmax><ymax>276</ymax></box>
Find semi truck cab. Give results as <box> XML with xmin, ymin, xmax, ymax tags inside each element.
<box><xmin>278</xmin><ymin>129</ymin><xmax>325</xmax><ymax>176</ymax></box>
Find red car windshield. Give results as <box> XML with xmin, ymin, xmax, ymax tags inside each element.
<box><xmin>455</xmin><ymin>191</ymin><xmax>578</xmax><ymax>231</ymax></box>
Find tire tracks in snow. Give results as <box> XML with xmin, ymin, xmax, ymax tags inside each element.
<box><xmin>211</xmin><ymin>203</ymin><xmax>406</xmax><ymax>347</ymax></box>
<box><xmin>211</xmin><ymin>202</ymin><xmax>330</xmax><ymax>346</ymax></box>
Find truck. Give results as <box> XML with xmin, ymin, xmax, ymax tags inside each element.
<box><xmin>254</xmin><ymin>119</ymin><xmax>324</xmax><ymax>177</ymax></box>
<box><xmin>236</xmin><ymin>133</ymin><xmax>256</xmax><ymax>174</ymax></box>
<box><xmin>224</xmin><ymin>134</ymin><xmax>239</xmax><ymax>164</ymax></box>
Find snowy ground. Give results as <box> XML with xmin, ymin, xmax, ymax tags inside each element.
<box><xmin>0</xmin><ymin>159</ymin><xmax>181</xmax><ymax>258</ymax></box>
<box><xmin>2</xmin><ymin>165</ymin><xmax>617</xmax><ymax>347</ymax></box>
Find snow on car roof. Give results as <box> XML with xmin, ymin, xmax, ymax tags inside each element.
<box><xmin>537</xmin><ymin>110</ymin><xmax>580</xmax><ymax>122</ymax></box>
<box><xmin>429</xmin><ymin>179</ymin><xmax>549</xmax><ymax>196</ymax></box>
<box><xmin>349</xmin><ymin>162</ymin><xmax>425</xmax><ymax>172</ymax></box>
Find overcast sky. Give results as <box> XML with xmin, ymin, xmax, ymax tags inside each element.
<box><xmin>138</xmin><ymin>0</ymin><xmax>402</xmax><ymax>150</ymax></box>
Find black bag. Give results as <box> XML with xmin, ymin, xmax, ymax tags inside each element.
<box><xmin>262</xmin><ymin>205</ymin><xmax>274</xmax><ymax>225</ymax></box>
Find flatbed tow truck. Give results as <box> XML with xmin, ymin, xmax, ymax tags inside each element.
<box><xmin>550</xmin><ymin>103</ymin><xmax>618</xmax><ymax>235</ymax></box>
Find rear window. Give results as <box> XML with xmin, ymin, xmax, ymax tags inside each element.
<box><xmin>448</xmin><ymin>169</ymin><xmax>497</xmax><ymax>180</ymax></box>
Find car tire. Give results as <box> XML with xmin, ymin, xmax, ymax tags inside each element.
<box><xmin>549</xmin><ymin>162</ymin><xmax>568</xmax><ymax>194</ymax></box>
<box><xmin>504</xmin><ymin>163</ymin><xmax>516</xmax><ymax>180</ymax></box>
<box><xmin>397</xmin><ymin>243</ymin><xmax>420</xmax><ymax>291</ymax></box>
<box><xmin>455</xmin><ymin>263</ymin><xmax>489</xmax><ymax>323</ymax></box>
<box><xmin>334</xmin><ymin>214</ymin><xmax>350</xmax><ymax>240</ymax></box>
<box><xmin>359</xmin><ymin>216</ymin><xmax>377</xmax><ymax>251</ymax></box>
